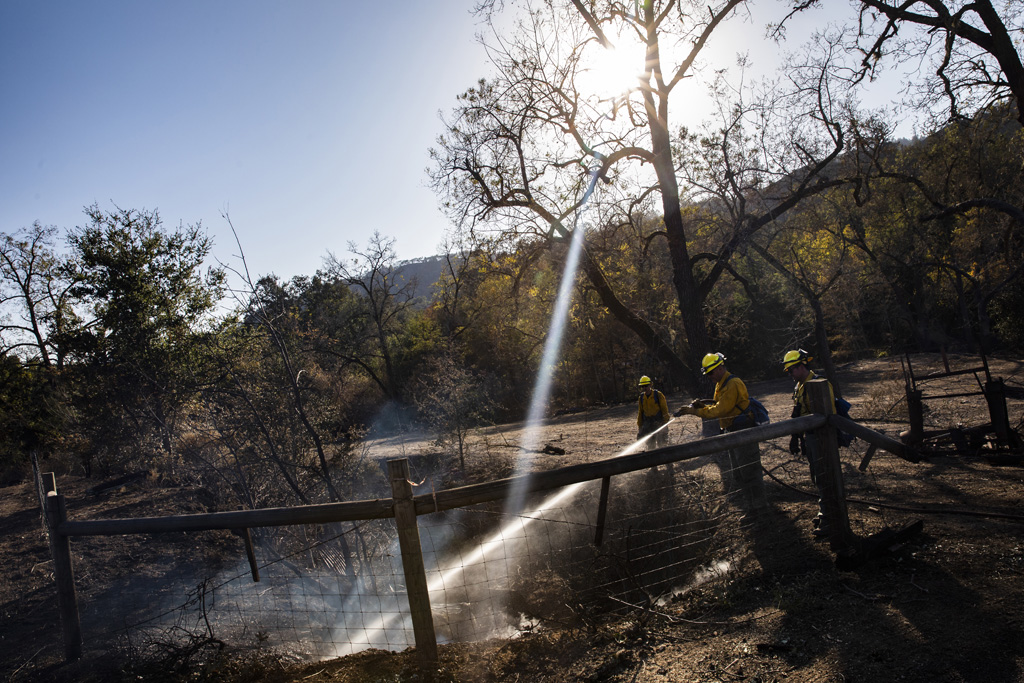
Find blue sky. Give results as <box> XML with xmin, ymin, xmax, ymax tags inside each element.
<box><xmin>1</xmin><ymin>1</ymin><xmax>493</xmax><ymax>281</ymax></box>
<box><xmin>2</xmin><ymin>2</ymin><xmax>902</xmax><ymax>283</ymax></box>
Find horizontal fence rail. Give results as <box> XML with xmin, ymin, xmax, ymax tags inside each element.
<box><xmin>417</xmin><ymin>415</ymin><xmax>829</xmax><ymax>513</ymax></box>
<box><xmin>57</xmin><ymin>498</ymin><xmax>395</xmax><ymax>537</ymax></box>
<box><xmin>58</xmin><ymin>415</ymin><xmax>829</xmax><ymax>538</ymax></box>
<box><xmin>828</xmin><ymin>414</ymin><xmax>917</xmax><ymax>462</ymax></box>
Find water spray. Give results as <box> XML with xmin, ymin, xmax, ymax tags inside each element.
<box><xmin>334</xmin><ymin>131</ymin><xmax>636</xmax><ymax>657</ymax></box>
<box><xmin>332</xmin><ymin>418</ymin><xmax>679</xmax><ymax>656</ymax></box>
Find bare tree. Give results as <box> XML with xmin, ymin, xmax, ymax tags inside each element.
<box><xmin>216</xmin><ymin>218</ymin><xmax>345</xmax><ymax>505</ymax></box>
<box><xmin>433</xmin><ymin>0</ymin><xmax>870</xmax><ymax>390</ymax></box>
<box><xmin>0</xmin><ymin>223</ymin><xmax>79</xmax><ymax>368</ymax></box>
<box><xmin>785</xmin><ymin>0</ymin><xmax>1024</xmax><ymax>126</ymax></box>
<box><xmin>323</xmin><ymin>232</ymin><xmax>419</xmax><ymax>400</ymax></box>
<box><xmin>414</xmin><ymin>346</ymin><xmax>493</xmax><ymax>474</ymax></box>
<box><xmin>432</xmin><ymin>0</ymin><xmax>755</xmax><ymax>390</ymax></box>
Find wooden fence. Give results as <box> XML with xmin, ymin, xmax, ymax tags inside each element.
<box><xmin>41</xmin><ymin>380</ymin><xmax>914</xmax><ymax>667</ymax></box>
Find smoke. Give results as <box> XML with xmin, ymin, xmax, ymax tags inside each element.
<box><xmin>101</xmin><ymin>420</ymin><xmax>718</xmax><ymax>666</ymax></box>
<box><xmin>105</xmin><ymin>417</ymin><xmax>700</xmax><ymax>662</ymax></box>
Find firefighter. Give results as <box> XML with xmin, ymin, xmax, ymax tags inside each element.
<box><xmin>675</xmin><ymin>353</ymin><xmax>767</xmax><ymax>515</ymax></box>
<box><xmin>636</xmin><ymin>375</ymin><xmax>670</xmax><ymax>449</ymax></box>
<box><xmin>783</xmin><ymin>348</ymin><xmax>834</xmax><ymax>538</ymax></box>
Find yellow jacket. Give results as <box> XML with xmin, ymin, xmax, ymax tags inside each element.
<box><xmin>637</xmin><ymin>389</ymin><xmax>670</xmax><ymax>427</ymax></box>
<box><xmin>694</xmin><ymin>372</ymin><xmax>749</xmax><ymax>430</ymax></box>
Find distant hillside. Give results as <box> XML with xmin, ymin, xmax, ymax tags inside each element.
<box><xmin>392</xmin><ymin>254</ymin><xmax>450</xmax><ymax>303</ymax></box>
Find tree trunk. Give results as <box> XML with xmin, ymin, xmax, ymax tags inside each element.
<box><xmin>649</xmin><ymin>103</ymin><xmax>711</xmax><ymax>389</ymax></box>
<box><xmin>578</xmin><ymin>246</ymin><xmax>694</xmax><ymax>391</ymax></box>
<box><xmin>811</xmin><ymin>299</ymin><xmax>843</xmax><ymax>400</ymax></box>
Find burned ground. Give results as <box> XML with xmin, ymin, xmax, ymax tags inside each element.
<box><xmin>2</xmin><ymin>353</ymin><xmax>1024</xmax><ymax>682</ymax></box>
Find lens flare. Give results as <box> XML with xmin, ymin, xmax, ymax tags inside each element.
<box><xmin>332</xmin><ymin>101</ymin><xmax>645</xmax><ymax>659</ymax></box>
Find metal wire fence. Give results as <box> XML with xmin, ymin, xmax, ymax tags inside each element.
<box><xmin>78</xmin><ymin>458</ymin><xmax>746</xmax><ymax>667</ymax></box>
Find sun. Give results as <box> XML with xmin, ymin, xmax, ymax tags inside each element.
<box><xmin>577</xmin><ymin>31</ymin><xmax>648</xmax><ymax>100</ymax></box>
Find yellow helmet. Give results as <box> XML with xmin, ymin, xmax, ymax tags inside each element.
<box><xmin>783</xmin><ymin>349</ymin><xmax>812</xmax><ymax>372</ymax></box>
<box><xmin>700</xmin><ymin>353</ymin><xmax>725</xmax><ymax>375</ymax></box>
<box><xmin>638</xmin><ymin>375</ymin><xmax>652</xmax><ymax>386</ymax></box>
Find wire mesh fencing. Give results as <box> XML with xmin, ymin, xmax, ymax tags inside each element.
<box><xmin>78</xmin><ymin>459</ymin><xmax>745</xmax><ymax>667</ymax></box>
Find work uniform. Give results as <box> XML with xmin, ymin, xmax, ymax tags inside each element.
<box><xmin>692</xmin><ymin>372</ymin><xmax>748</xmax><ymax>431</ymax></box>
<box><xmin>637</xmin><ymin>388</ymin><xmax>670</xmax><ymax>448</ymax></box>
<box><xmin>692</xmin><ymin>372</ymin><xmax>767</xmax><ymax>512</ymax></box>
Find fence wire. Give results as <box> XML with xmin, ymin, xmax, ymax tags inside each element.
<box><xmin>80</xmin><ymin>457</ymin><xmax>754</xmax><ymax>665</ymax></box>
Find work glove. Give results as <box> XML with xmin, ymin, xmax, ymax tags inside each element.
<box><xmin>674</xmin><ymin>406</ymin><xmax>693</xmax><ymax>417</ymax></box>
<box><xmin>788</xmin><ymin>434</ymin><xmax>801</xmax><ymax>455</ymax></box>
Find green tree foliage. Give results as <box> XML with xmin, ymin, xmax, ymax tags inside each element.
<box><xmin>249</xmin><ymin>270</ymin><xmax>374</xmax><ymax>428</ymax></box>
<box><xmin>989</xmin><ymin>279</ymin><xmax>1024</xmax><ymax>351</ymax></box>
<box><xmin>445</xmin><ymin>246</ymin><xmax>554</xmax><ymax>414</ymax></box>
<box><xmin>749</xmin><ymin>198</ymin><xmax>859</xmax><ymax>392</ymax></box>
<box><xmin>0</xmin><ymin>354</ymin><xmax>60</xmax><ymax>474</ymax></box>
<box><xmin>0</xmin><ymin>224</ymin><xmax>77</xmax><ymax>473</ymax></box>
<box><xmin>568</xmin><ymin>211</ymin><xmax>683</xmax><ymax>396</ymax></box>
<box><xmin>64</xmin><ymin>204</ymin><xmax>226</xmax><ymax>466</ymax></box>
<box><xmin>837</xmin><ymin>106</ymin><xmax>1024</xmax><ymax>352</ymax></box>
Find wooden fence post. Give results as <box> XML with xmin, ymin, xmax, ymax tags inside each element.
<box><xmin>387</xmin><ymin>458</ymin><xmax>438</xmax><ymax>668</ymax></box>
<box><xmin>984</xmin><ymin>379</ymin><xmax>1018</xmax><ymax>449</ymax></box>
<box><xmin>32</xmin><ymin>455</ymin><xmax>55</xmax><ymax>516</ymax></box>
<box><xmin>593</xmin><ymin>476</ymin><xmax>611</xmax><ymax>546</ymax></box>
<box><xmin>906</xmin><ymin>387</ymin><xmax>925</xmax><ymax>444</ymax></box>
<box><xmin>44</xmin><ymin>492</ymin><xmax>82</xmax><ymax>661</ymax></box>
<box><xmin>230</xmin><ymin>528</ymin><xmax>261</xmax><ymax>582</ymax></box>
<box><xmin>805</xmin><ymin>380</ymin><xmax>858</xmax><ymax>554</ymax></box>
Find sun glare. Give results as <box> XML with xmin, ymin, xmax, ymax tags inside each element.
<box><xmin>579</xmin><ymin>31</ymin><xmax>647</xmax><ymax>100</ymax></box>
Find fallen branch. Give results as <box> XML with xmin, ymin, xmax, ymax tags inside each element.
<box><xmin>840</xmin><ymin>582</ymin><xmax>891</xmax><ymax>602</ymax></box>
<box><xmin>7</xmin><ymin>645</ymin><xmax>46</xmax><ymax>680</ymax></box>
<box><xmin>607</xmin><ymin>595</ymin><xmax>778</xmax><ymax>626</ymax></box>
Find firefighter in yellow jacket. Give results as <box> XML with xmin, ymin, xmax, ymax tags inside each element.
<box><xmin>783</xmin><ymin>348</ymin><xmax>834</xmax><ymax>538</ymax></box>
<box><xmin>675</xmin><ymin>353</ymin><xmax>767</xmax><ymax>514</ymax></box>
<box><xmin>636</xmin><ymin>375</ymin><xmax>670</xmax><ymax>448</ymax></box>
